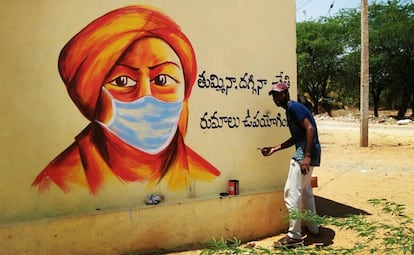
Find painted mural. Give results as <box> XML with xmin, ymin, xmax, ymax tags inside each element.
<box><xmin>31</xmin><ymin>5</ymin><xmax>221</xmax><ymax>196</ymax></box>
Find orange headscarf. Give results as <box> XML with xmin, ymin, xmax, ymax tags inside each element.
<box><xmin>58</xmin><ymin>5</ymin><xmax>196</xmax><ymax>135</ymax></box>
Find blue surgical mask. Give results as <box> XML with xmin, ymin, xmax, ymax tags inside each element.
<box><xmin>98</xmin><ymin>88</ymin><xmax>183</xmax><ymax>154</ymax></box>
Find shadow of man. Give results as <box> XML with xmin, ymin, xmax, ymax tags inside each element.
<box><xmin>315</xmin><ymin>196</ymin><xmax>371</xmax><ymax>217</ymax></box>
<box><xmin>303</xmin><ymin>226</ymin><xmax>335</xmax><ymax>246</ymax></box>
<box><xmin>302</xmin><ymin>196</ymin><xmax>371</xmax><ymax>247</ymax></box>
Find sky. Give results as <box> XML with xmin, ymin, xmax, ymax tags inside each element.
<box><xmin>296</xmin><ymin>0</ymin><xmax>362</xmax><ymax>21</ymax></box>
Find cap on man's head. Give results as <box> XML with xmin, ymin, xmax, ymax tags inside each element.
<box><xmin>268</xmin><ymin>82</ymin><xmax>289</xmax><ymax>95</ymax></box>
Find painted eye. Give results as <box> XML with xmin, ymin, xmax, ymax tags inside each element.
<box><xmin>110</xmin><ymin>76</ymin><xmax>137</xmax><ymax>87</ymax></box>
<box><xmin>153</xmin><ymin>74</ymin><xmax>177</xmax><ymax>86</ymax></box>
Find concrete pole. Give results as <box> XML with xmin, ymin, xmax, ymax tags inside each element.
<box><xmin>360</xmin><ymin>0</ymin><xmax>369</xmax><ymax>147</ymax></box>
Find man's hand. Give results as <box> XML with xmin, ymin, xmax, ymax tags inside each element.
<box><xmin>260</xmin><ymin>147</ymin><xmax>275</xmax><ymax>156</ymax></box>
<box><xmin>300</xmin><ymin>156</ymin><xmax>311</xmax><ymax>174</ymax></box>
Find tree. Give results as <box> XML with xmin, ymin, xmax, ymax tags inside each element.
<box><xmin>368</xmin><ymin>0</ymin><xmax>414</xmax><ymax>118</ymax></box>
<box><xmin>296</xmin><ymin>0</ymin><xmax>414</xmax><ymax>118</ymax></box>
<box><xmin>296</xmin><ymin>18</ymin><xmax>347</xmax><ymax>115</ymax></box>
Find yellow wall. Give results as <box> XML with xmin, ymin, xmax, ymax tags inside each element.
<box><xmin>2</xmin><ymin>192</ymin><xmax>287</xmax><ymax>254</ymax></box>
<box><xmin>0</xmin><ymin>0</ymin><xmax>296</xmax><ymax>253</ymax></box>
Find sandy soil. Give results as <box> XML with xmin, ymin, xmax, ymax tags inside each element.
<box><xmin>168</xmin><ymin>110</ymin><xmax>414</xmax><ymax>254</ymax></box>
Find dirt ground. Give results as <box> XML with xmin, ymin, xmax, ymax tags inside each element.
<box><xmin>169</xmin><ymin>110</ymin><xmax>414</xmax><ymax>254</ymax></box>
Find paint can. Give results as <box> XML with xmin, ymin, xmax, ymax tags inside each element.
<box><xmin>228</xmin><ymin>180</ymin><xmax>239</xmax><ymax>195</ymax></box>
<box><xmin>311</xmin><ymin>175</ymin><xmax>318</xmax><ymax>188</ymax></box>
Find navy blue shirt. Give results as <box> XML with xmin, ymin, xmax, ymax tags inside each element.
<box><xmin>286</xmin><ymin>101</ymin><xmax>321</xmax><ymax>166</ymax></box>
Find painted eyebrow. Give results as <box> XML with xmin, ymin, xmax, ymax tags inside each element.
<box><xmin>149</xmin><ymin>61</ymin><xmax>181</xmax><ymax>70</ymax></box>
<box><xmin>117</xmin><ymin>63</ymin><xmax>139</xmax><ymax>71</ymax></box>
<box><xmin>117</xmin><ymin>61</ymin><xmax>181</xmax><ymax>71</ymax></box>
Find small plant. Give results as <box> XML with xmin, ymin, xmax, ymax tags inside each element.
<box><xmin>200</xmin><ymin>199</ymin><xmax>414</xmax><ymax>254</ymax></box>
<box><xmin>200</xmin><ymin>237</ymin><xmax>273</xmax><ymax>255</ymax></box>
<box><xmin>367</xmin><ymin>199</ymin><xmax>414</xmax><ymax>254</ymax></box>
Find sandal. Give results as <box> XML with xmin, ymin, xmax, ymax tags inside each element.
<box><xmin>274</xmin><ymin>235</ymin><xmax>304</xmax><ymax>248</ymax></box>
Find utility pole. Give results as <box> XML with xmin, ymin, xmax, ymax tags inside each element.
<box><xmin>360</xmin><ymin>0</ymin><xmax>369</xmax><ymax>147</ymax></box>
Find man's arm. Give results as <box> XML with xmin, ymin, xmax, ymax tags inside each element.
<box><xmin>298</xmin><ymin>117</ymin><xmax>315</xmax><ymax>174</ymax></box>
<box><xmin>262</xmin><ymin>137</ymin><xmax>295</xmax><ymax>156</ymax></box>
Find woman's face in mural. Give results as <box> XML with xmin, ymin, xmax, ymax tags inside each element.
<box><xmin>96</xmin><ymin>37</ymin><xmax>185</xmax><ymax>154</ymax></box>
<box><xmin>97</xmin><ymin>37</ymin><xmax>185</xmax><ymax>123</ymax></box>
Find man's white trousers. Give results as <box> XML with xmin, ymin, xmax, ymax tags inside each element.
<box><xmin>284</xmin><ymin>159</ymin><xmax>318</xmax><ymax>239</ymax></box>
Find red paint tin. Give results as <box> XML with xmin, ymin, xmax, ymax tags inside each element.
<box><xmin>228</xmin><ymin>180</ymin><xmax>239</xmax><ymax>195</ymax></box>
<box><xmin>311</xmin><ymin>175</ymin><xmax>318</xmax><ymax>188</ymax></box>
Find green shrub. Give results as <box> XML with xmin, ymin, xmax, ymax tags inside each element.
<box><xmin>201</xmin><ymin>199</ymin><xmax>414</xmax><ymax>255</ymax></box>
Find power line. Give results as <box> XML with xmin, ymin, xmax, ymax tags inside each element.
<box><xmin>329</xmin><ymin>0</ymin><xmax>335</xmax><ymax>16</ymax></box>
<box><xmin>297</xmin><ymin>0</ymin><xmax>336</xmax><ymax>20</ymax></box>
<box><xmin>297</xmin><ymin>0</ymin><xmax>313</xmax><ymax>12</ymax></box>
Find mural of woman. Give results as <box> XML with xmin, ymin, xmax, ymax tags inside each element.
<box><xmin>32</xmin><ymin>5</ymin><xmax>220</xmax><ymax>195</ymax></box>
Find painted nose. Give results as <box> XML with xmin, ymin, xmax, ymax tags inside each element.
<box><xmin>136</xmin><ymin>74</ymin><xmax>151</xmax><ymax>98</ymax></box>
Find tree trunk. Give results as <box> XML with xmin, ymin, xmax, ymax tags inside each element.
<box><xmin>371</xmin><ymin>86</ymin><xmax>382</xmax><ymax>118</ymax></box>
<box><xmin>410</xmin><ymin>93</ymin><xmax>414</xmax><ymax>119</ymax></box>
<box><xmin>372</xmin><ymin>93</ymin><xmax>380</xmax><ymax>118</ymax></box>
<box><xmin>397</xmin><ymin>103</ymin><xmax>408</xmax><ymax>120</ymax></box>
<box><xmin>313</xmin><ymin>94</ymin><xmax>319</xmax><ymax>114</ymax></box>
<box><xmin>397</xmin><ymin>92</ymin><xmax>410</xmax><ymax>120</ymax></box>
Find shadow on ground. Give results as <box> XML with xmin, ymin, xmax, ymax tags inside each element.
<box><xmin>315</xmin><ymin>196</ymin><xmax>371</xmax><ymax>217</ymax></box>
<box><xmin>303</xmin><ymin>226</ymin><xmax>335</xmax><ymax>246</ymax></box>
<box><xmin>301</xmin><ymin>196</ymin><xmax>371</xmax><ymax>247</ymax></box>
